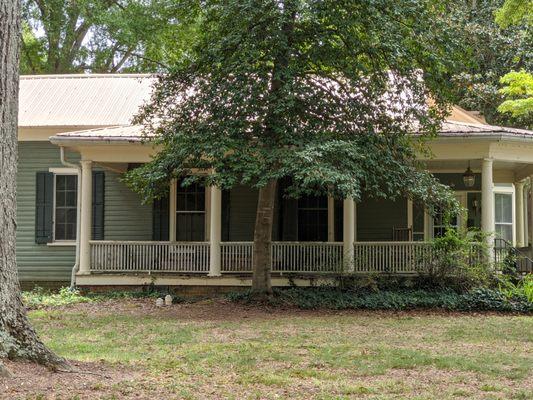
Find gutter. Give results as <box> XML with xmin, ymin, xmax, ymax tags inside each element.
<box><xmin>59</xmin><ymin>147</ymin><xmax>82</xmax><ymax>289</ymax></box>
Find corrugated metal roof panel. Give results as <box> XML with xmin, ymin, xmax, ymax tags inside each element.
<box><xmin>50</xmin><ymin>120</ymin><xmax>533</xmax><ymax>145</ymax></box>
<box><xmin>19</xmin><ymin>74</ymin><xmax>155</xmax><ymax>127</ymax></box>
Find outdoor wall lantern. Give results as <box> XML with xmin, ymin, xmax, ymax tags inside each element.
<box><xmin>463</xmin><ymin>161</ymin><xmax>475</xmax><ymax>188</ymax></box>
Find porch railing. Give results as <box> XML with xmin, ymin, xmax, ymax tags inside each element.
<box><xmin>221</xmin><ymin>242</ymin><xmax>253</xmax><ymax>272</ymax></box>
<box><xmin>353</xmin><ymin>241</ymin><xmax>434</xmax><ymax>273</ymax></box>
<box><xmin>272</xmin><ymin>242</ymin><xmax>344</xmax><ymax>273</ymax></box>
<box><xmin>89</xmin><ymin>240</ymin><xmax>485</xmax><ymax>274</ymax></box>
<box><xmin>90</xmin><ymin>241</ymin><xmax>210</xmax><ymax>273</ymax></box>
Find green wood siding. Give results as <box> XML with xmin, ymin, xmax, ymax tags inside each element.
<box><xmin>227</xmin><ymin>185</ymin><xmax>258</xmax><ymax>241</ymax></box>
<box><xmin>104</xmin><ymin>170</ymin><xmax>152</xmax><ymax>241</ymax></box>
<box><xmin>16</xmin><ymin>142</ymin><xmax>152</xmax><ymax>282</ymax></box>
<box><xmin>357</xmin><ymin>197</ymin><xmax>408</xmax><ymax>241</ymax></box>
<box><xmin>17</xmin><ymin>142</ymin><xmax>78</xmax><ymax>281</ymax></box>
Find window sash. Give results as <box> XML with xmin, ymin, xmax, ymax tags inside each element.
<box><xmin>53</xmin><ymin>174</ymin><xmax>78</xmax><ymax>241</ymax></box>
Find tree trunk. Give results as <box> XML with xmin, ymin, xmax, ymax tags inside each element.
<box><xmin>251</xmin><ymin>179</ymin><xmax>278</xmax><ymax>295</ymax></box>
<box><xmin>0</xmin><ymin>0</ymin><xmax>69</xmax><ymax>376</ymax></box>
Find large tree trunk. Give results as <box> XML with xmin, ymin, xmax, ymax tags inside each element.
<box><xmin>0</xmin><ymin>0</ymin><xmax>68</xmax><ymax>377</ymax></box>
<box><xmin>251</xmin><ymin>179</ymin><xmax>277</xmax><ymax>295</ymax></box>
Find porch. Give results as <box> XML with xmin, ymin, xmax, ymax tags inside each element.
<box><xmin>88</xmin><ymin>240</ymin><xmax>441</xmax><ymax>275</ymax></box>
<box><xmin>47</xmin><ymin>121</ymin><xmax>533</xmax><ymax>285</ymax></box>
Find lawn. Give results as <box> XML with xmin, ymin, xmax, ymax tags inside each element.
<box><xmin>2</xmin><ymin>298</ymin><xmax>532</xmax><ymax>399</ymax></box>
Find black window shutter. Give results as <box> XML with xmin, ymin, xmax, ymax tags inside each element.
<box><xmin>334</xmin><ymin>199</ymin><xmax>343</xmax><ymax>242</ymax></box>
<box><xmin>152</xmin><ymin>195</ymin><xmax>169</xmax><ymax>241</ymax></box>
<box><xmin>222</xmin><ymin>189</ymin><xmax>231</xmax><ymax>241</ymax></box>
<box><xmin>35</xmin><ymin>171</ymin><xmax>54</xmax><ymax>244</ymax></box>
<box><xmin>278</xmin><ymin>178</ymin><xmax>298</xmax><ymax>241</ymax></box>
<box><xmin>92</xmin><ymin>171</ymin><xmax>105</xmax><ymax>240</ymax></box>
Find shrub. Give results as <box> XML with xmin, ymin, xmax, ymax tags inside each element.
<box><xmin>227</xmin><ymin>287</ymin><xmax>532</xmax><ymax>313</ymax></box>
<box><xmin>22</xmin><ymin>287</ymin><xmax>92</xmax><ymax>310</ymax></box>
<box><xmin>415</xmin><ymin>228</ymin><xmax>493</xmax><ymax>291</ymax></box>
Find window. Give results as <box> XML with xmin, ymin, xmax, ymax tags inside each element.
<box><xmin>297</xmin><ymin>195</ymin><xmax>328</xmax><ymax>241</ymax></box>
<box><xmin>412</xmin><ymin>202</ymin><xmax>425</xmax><ymax>241</ymax></box>
<box><xmin>495</xmin><ymin>193</ymin><xmax>513</xmax><ymax>242</ymax></box>
<box><xmin>54</xmin><ymin>174</ymin><xmax>77</xmax><ymax>241</ymax></box>
<box><xmin>432</xmin><ymin>207</ymin><xmax>458</xmax><ymax>238</ymax></box>
<box><xmin>176</xmin><ymin>181</ymin><xmax>205</xmax><ymax>241</ymax></box>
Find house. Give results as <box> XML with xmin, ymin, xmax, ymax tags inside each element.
<box><xmin>17</xmin><ymin>74</ymin><xmax>533</xmax><ymax>288</ymax></box>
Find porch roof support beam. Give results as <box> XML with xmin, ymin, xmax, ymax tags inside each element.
<box><xmin>481</xmin><ymin>158</ymin><xmax>494</xmax><ymax>254</ymax></box>
<box><xmin>208</xmin><ymin>185</ymin><xmax>222</xmax><ymax>276</ymax></box>
<box><xmin>343</xmin><ymin>198</ymin><xmax>355</xmax><ymax>272</ymax></box>
<box><xmin>79</xmin><ymin>160</ymin><xmax>92</xmax><ymax>274</ymax></box>
<box><xmin>515</xmin><ymin>181</ymin><xmax>525</xmax><ymax>247</ymax></box>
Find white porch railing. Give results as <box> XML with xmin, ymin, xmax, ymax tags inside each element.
<box><xmin>89</xmin><ymin>240</ymin><xmax>481</xmax><ymax>274</ymax></box>
<box><xmin>90</xmin><ymin>241</ymin><xmax>210</xmax><ymax>273</ymax></box>
<box><xmin>353</xmin><ymin>241</ymin><xmax>434</xmax><ymax>273</ymax></box>
<box><xmin>271</xmin><ymin>242</ymin><xmax>344</xmax><ymax>273</ymax></box>
<box><xmin>221</xmin><ymin>242</ymin><xmax>253</xmax><ymax>272</ymax></box>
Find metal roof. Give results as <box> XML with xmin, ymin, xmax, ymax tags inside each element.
<box><xmin>50</xmin><ymin>120</ymin><xmax>533</xmax><ymax>145</ymax></box>
<box><xmin>19</xmin><ymin>74</ymin><xmax>155</xmax><ymax>127</ymax></box>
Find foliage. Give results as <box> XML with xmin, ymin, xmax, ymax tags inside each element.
<box><xmin>22</xmin><ymin>287</ymin><xmax>92</xmax><ymax>309</ymax></box>
<box><xmin>419</xmin><ymin>227</ymin><xmax>493</xmax><ymax>290</ymax></box>
<box><xmin>21</xmin><ymin>0</ymin><xmax>198</xmax><ymax>73</ymax></box>
<box><xmin>125</xmin><ymin>0</ymin><xmax>464</xmax><ymax>209</ymax></box>
<box><xmin>227</xmin><ymin>287</ymin><xmax>532</xmax><ymax>312</ymax></box>
<box><xmin>21</xmin><ymin>287</ymin><xmax>186</xmax><ymax>309</ymax></box>
<box><xmin>498</xmin><ymin>274</ymin><xmax>533</xmax><ymax>302</ymax></box>
<box><xmin>495</xmin><ymin>0</ymin><xmax>533</xmax><ymax>28</ymax></box>
<box><xmin>498</xmin><ymin>69</ymin><xmax>533</xmax><ymax>117</ymax></box>
<box><xmin>450</xmin><ymin>0</ymin><xmax>532</xmax><ymax>129</ymax></box>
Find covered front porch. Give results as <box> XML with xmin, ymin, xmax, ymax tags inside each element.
<box><xmin>49</xmin><ymin>122</ymin><xmax>533</xmax><ymax>285</ymax></box>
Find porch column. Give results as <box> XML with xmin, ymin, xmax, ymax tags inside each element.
<box><xmin>79</xmin><ymin>160</ymin><xmax>93</xmax><ymax>274</ymax></box>
<box><xmin>529</xmin><ymin>176</ymin><xmax>533</xmax><ymax>248</ymax></box>
<box><xmin>208</xmin><ymin>185</ymin><xmax>222</xmax><ymax>276</ymax></box>
<box><xmin>515</xmin><ymin>181</ymin><xmax>525</xmax><ymax>247</ymax></box>
<box><xmin>481</xmin><ymin>158</ymin><xmax>494</xmax><ymax>254</ymax></box>
<box><xmin>343</xmin><ymin>198</ymin><xmax>355</xmax><ymax>272</ymax></box>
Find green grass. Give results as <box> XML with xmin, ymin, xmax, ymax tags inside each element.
<box><xmin>29</xmin><ymin>303</ymin><xmax>533</xmax><ymax>399</ymax></box>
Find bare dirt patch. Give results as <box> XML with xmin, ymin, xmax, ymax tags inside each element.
<box><xmin>0</xmin><ymin>359</ymin><xmax>172</xmax><ymax>400</ymax></box>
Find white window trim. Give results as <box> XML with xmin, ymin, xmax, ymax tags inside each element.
<box><xmin>48</xmin><ymin>168</ymin><xmax>79</xmax><ymax>246</ymax></box>
<box><xmin>169</xmin><ymin>179</ymin><xmax>210</xmax><ymax>242</ymax></box>
<box><xmin>494</xmin><ymin>186</ymin><xmax>515</xmax><ymax>245</ymax></box>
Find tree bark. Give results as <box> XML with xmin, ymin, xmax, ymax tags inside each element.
<box><xmin>252</xmin><ymin>180</ymin><xmax>278</xmax><ymax>295</ymax></box>
<box><xmin>0</xmin><ymin>0</ymin><xmax>69</xmax><ymax>376</ymax></box>
<box><xmin>250</xmin><ymin>0</ymin><xmax>296</xmax><ymax>295</ymax></box>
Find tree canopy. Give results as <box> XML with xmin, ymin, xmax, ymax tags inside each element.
<box><xmin>126</xmin><ymin>0</ymin><xmax>462</xmax><ymax>205</ymax></box>
<box><xmin>495</xmin><ymin>0</ymin><xmax>532</xmax><ymax>28</ymax></box>
<box><xmin>450</xmin><ymin>0</ymin><xmax>532</xmax><ymax>129</ymax></box>
<box><xmin>498</xmin><ymin>70</ymin><xmax>533</xmax><ymax>118</ymax></box>
<box><xmin>21</xmin><ymin>0</ymin><xmax>197</xmax><ymax>73</ymax></box>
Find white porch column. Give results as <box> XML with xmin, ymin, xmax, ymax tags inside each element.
<box><xmin>343</xmin><ymin>198</ymin><xmax>355</xmax><ymax>272</ymax></box>
<box><xmin>529</xmin><ymin>176</ymin><xmax>533</xmax><ymax>248</ymax></box>
<box><xmin>515</xmin><ymin>181</ymin><xmax>525</xmax><ymax>247</ymax></box>
<box><xmin>79</xmin><ymin>160</ymin><xmax>93</xmax><ymax>274</ymax></box>
<box><xmin>208</xmin><ymin>185</ymin><xmax>222</xmax><ymax>276</ymax></box>
<box><xmin>481</xmin><ymin>158</ymin><xmax>494</xmax><ymax>253</ymax></box>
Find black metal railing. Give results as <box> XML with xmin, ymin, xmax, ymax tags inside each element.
<box><xmin>494</xmin><ymin>238</ymin><xmax>533</xmax><ymax>274</ymax></box>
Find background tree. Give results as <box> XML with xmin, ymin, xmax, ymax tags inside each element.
<box><xmin>1</xmin><ymin>0</ymin><xmax>68</xmax><ymax>377</ymax></box>
<box><xmin>495</xmin><ymin>0</ymin><xmax>532</xmax><ymax>28</ymax></box>
<box><xmin>451</xmin><ymin>0</ymin><xmax>532</xmax><ymax>129</ymax></box>
<box><xmin>494</xmin><ymin>0</ymin><xmax>533</xmax><ymax>124</ymax></box>
<box><xmin>498</xmin><ymin>70</ymin><xmax>533</xmax><ymax>119</ymax></box>
<box><xmin>125</xmin><ymin>0</ymin><xmax>463</xmax><ymax>294</ymax></box>
<box><xmin>21</xmin><ymin>0</ymin><xmax>198</xmax><ymax>73</ymax></box>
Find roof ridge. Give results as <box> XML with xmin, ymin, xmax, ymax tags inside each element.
<box><xmin>20</xmin><ymin>73</ymin><xmax>154</xmax><ymax>79</ymax></box>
